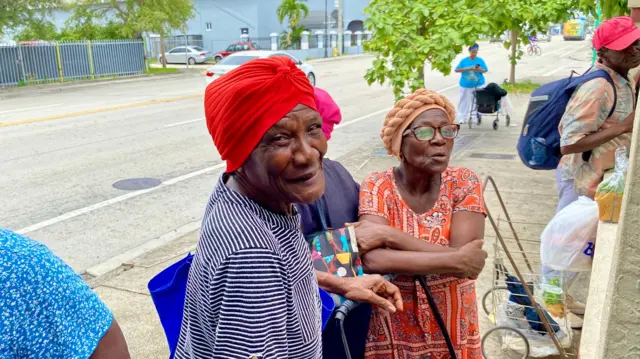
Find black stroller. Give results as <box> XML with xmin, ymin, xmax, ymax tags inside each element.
<box><xmin>468</xmin><ymin>82</ymin><xmax>511</xmax><ymax>130</ymax></box>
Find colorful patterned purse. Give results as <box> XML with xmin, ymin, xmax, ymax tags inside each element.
<box><xmin>306</xmin><ymin>200</ymin><xmax>364</xmax><ymax>305</ymax></box>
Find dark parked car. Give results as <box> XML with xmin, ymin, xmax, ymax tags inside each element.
<box><xmin>213</xmin><ymin>42</ymin><xmax>260</xmax><ymax>62</ymax></box>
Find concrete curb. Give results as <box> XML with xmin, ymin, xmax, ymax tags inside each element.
<box><xmin>84</xmin><ymin>220</ymin><xmax>201</xmax><ymax>279</ymax></box>
<box><xmin>306</xmin><ymin>53</ymin><xmax>371</xmax><ymax>63</ymax></box>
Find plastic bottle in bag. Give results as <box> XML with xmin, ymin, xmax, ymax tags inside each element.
<box><xmin>595</xmin><ymin>147</ymin><xmax>628</xmax><ymax>223</ymax></box>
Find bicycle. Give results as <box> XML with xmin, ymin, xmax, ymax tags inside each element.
<box><xmin>527</xmin><ymin>43</ymin><xmax>542</xmax><ymax>56</ymax></box>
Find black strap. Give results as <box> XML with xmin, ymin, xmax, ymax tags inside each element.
<box><xmin>417</xmin><ymin>276</ymin><xmax>457</xmax><ymax>359</ymax></box>
<box><xmin>314</xmin><ymin>199</ymin><xmax>329</xmax><ymax>232</ymax></box>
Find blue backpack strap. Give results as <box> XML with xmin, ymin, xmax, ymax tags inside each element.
<box><xmin>571</xmin><ymin>69</ymin><xmax>617</xmax><ymax>118</ymax></box>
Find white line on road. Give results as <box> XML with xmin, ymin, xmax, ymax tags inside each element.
<box><xmin>560</xmin><ymin>45</ymin><xmax>588</xmax><ymax>58</ymax></box>
<box><xmin>543</xmin><ymin>66</ymin><xmax>569</xmax><ymax>77</ymax></box>
<box><xmin>16</xmin><ymin>163</ymin><xmax>226</xmax><ymax>235</ymax></box>
<box><xmin>540</xmin><ymin>46</ymin><xmax>571</xmax><ymax>58</ymax></box>
<box><xmin>0</xmin><ymin>104</ymin><xmax>61</xmax><ymax>115</ymax></box>
<box><xmin>164</xmin><ymin>118</ymin><xmax>204</xmax><ymax>128</ymax></box>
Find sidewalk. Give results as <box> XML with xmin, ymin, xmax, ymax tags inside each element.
<box><xmin>96</xmin><ymin>93</ymin><xmax>587</xmax><ymax>358</ymax></box>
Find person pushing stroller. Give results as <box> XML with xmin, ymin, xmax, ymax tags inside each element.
<box><xmin>455</xmin><ymin>43</ymin><xmax>488</xmax><ymax>124</ymax></box>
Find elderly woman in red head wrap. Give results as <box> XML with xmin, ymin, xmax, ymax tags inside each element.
<box><xmin>175</xmin><ymin>57</ymin><xmax>402</xmax><ymax>359</ymax></box>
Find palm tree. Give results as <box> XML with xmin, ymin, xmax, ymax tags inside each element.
<box><xmin>276</xmin><ymin>0</ymin><xmax>309</xmax><ymax>49</ymax></box>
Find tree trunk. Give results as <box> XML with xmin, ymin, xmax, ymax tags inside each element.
<box><xmin>509</xmin><ymin>29</ymin><xmax>518</xmax><ymax>84</ymax></box>
<box><xmin>159</xmin><ymin>34</ymin><xmax>167</xmax><ymax>68</ymax></box>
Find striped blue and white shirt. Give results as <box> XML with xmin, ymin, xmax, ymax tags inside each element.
<box><xmin>175</xmin><ymin>175</ymin><xmax>322</xmax><ymax>359</ymax></box>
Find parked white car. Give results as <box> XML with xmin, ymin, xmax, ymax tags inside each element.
<box><xmin>205</xmin><ymin>51</ymin><xmax>316</xmax><ymax>86</ymax></box>
<box><xmin>159</xmin><ymin>46</ymin><xmax>213</xmax><ymax>65</ymax></box>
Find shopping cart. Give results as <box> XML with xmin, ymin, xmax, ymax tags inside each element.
<box><xmin>480</xmin><ymin>176</ymin><xmax>578</xmax><ymax>359</ymax></box>
<box><xmin>468</xmin><ymin>84</ymin><xmax>512</xmax><ymax>131</ymax></box>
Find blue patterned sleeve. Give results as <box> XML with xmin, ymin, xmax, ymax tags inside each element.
<box><xmin>0</xmin><ymin>232</ymin><xmax>113</xmax><ymax>359</ymax></box>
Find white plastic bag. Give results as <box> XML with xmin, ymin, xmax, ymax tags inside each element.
<box><xmin>495</xmin><ymin>301</ymin><xmax>572</xmax><ymax>357</ymax></box>
<box><xmin>540</xmin><ymin>196</ymin><xmax>598</xmax><ymax>272</ymax></box>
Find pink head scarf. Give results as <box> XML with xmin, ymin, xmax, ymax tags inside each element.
<box><xmin>314</xmin><ymin>87</ymin><xmax>342</xmax><ymax>140</ymax></box>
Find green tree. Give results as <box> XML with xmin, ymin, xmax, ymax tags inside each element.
<box><xmin>68</xmin><ymin>0</ymin><xmax>195</xmax><ymax>67</ymax></box>
<box><xmin>580</xmin><ymin>0</ymin><xmax>629</xmax><ymax>18</ymax></box>
<box><xmin>364</xmin><ymin>0</ymin><xmax>493</xmax><ymax>98</ymax></box>
<box><xmin>13</xmin><ymin>20</ymin><xmax>59</xmax><ymax>41</ymax></box>
<box><xmin>138</xmin><ymin>0</ymin><xmax>195</xmax><ymax>67</ymax></box>
<box><xmin>490</xmin><ymin>0</ymin><xmax>580</xmax><ymax>84</ymax></box>
<box><xmin>364</xmin><ymin>0</ymin><xmax>581</xmax><ymax>98</ymax></box>
<box><xmin>276</xmin><ymin>0</ymin><xmax>309</xmax><ymax>49</ymax></box>
<box><xmin>0</xmin><ymin>0</ymin><xmax>62</xmax><ymax>38</ymax></box>
<box><xmin>70</xmin><ymin>0</ymin><xmax>195</xmax><ymax>39</ymax></box>
<box><xmin>60</xmin><ymin>4</ymin><xmax>125</xmax><ymax>40</ymax></box>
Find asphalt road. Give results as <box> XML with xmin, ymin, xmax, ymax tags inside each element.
<box><xmin>0</xmin><ymin>38</ymin><xmax>591</xmax><ymax>273</ymax></box>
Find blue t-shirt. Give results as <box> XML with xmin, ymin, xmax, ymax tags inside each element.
<box><xmin>0</xmin><ymin>229</ymin><xmax>113</xmax><ymax>359</ymax></box>
<box><xmin>295</xmin><ymin>158</ymin><xmax>371</xmax><ymax>359</ymax></box>
<box><xmin>456</xmin><ymin>56</ymin><xmax>488</xmax><ymax>88</ymax></box>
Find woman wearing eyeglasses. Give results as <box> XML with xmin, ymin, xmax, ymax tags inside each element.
<box><xmin>356</xmin><ymin>89</ymin><xmax>488</xmax><ymax>359</ymax></box>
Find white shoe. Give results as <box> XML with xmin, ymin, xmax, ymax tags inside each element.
<box><xmin>567</xmin><ymin>312</ymin><xmax>583</xmax><ymax>329</ymax></box>
<box><xmin>567</xmin><ymin>296</ymin><xmax>586</xmax><ymax>315</ymax></box>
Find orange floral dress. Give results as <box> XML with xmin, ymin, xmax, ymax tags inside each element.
<box><xmin>359</xmin><ymin>167</ymin><xmax>486</xmax><ymax>359</ymax></box>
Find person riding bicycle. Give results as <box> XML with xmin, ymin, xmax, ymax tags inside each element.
<box><xmin>529</xmin><ymin>35</ymin><xmax>537</xmax><ymax>45</ymax></box>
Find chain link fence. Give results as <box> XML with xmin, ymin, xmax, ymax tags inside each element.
<box><xmin>0</xmin><ymin>40</ymin><xmax>145</xmax><ymax>87</ymax></box>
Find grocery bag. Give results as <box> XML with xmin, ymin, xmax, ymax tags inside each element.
<box><xmin>540</xmin><ymin>196</ymin><xmax>598</xmax><ymax>271</ymax></box>
<box><xmin>595</xmin><ymin>147</ymin><xmax>628</xmax><ymax>223</ymax></box>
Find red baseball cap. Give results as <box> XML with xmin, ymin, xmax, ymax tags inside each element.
<box><xmin>593</xmin><ymin>16</ymin><xmax>640</xmax><ymax>51</ymax></box>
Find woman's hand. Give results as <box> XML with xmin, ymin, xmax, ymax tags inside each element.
<box><xmin>340</xmin><ymin>275</ymin><xmax>403</xmax><ymax>313</ymax></box>
<box><xmin>452</xmin><ymin>239</ymin><xmax>487</xmax><ymax>279</ymax></box>
<box><xmin>349</xmin><ymin>221</ymin><xmax>389</xmax><ymax>255</ymax></box>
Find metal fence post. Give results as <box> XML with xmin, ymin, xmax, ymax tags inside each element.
<box><xmin>142</xmin><ymin>36</ymin><xmax>149</xmax><ymax>71</ymax></box>
<box><xmin>16</xmin><ymin>45</ymin><xmax>26</xmax><ymax>83</ymax></box>
<box><xmin>87</xmin><ymin>40</ymin><xmax>95</xmax><ymax>79</ymax></box>
<box><xmin>55</xmin><ymin>41</ymin><xmax>64</xmax><ymax>82</ymax></box>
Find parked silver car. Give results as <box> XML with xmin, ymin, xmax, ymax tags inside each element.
<box><xmin>159</xmin><ymin>46</ymin><xmax>213</xmax><ymax>65</ymax></box>
<box><xmin>205</xmin><ymin>51</ymin><xmax>316</xmax><ymax>87</ymax></box>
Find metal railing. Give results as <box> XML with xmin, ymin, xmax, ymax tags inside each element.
<box><xmin>0</xmin><ymin>39</ymin><xmax>146</xmax><ymax>87</ymax></box>
<box><xmin>147</xmin><ymin>39</ymin><xmax>205</xmax><ymax>59</ymax></box>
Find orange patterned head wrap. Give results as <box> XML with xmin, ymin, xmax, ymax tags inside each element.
<box><xmin>381</xmin><ymin>89</ymin><xmax>456</xmax><ymax>157</ymax></box>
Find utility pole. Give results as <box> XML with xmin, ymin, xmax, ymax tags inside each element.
<box><xmin>337</xmin><ymin>0</ymin><xmax>343</xmax><ymax>55</ymax></box>
<box><xmin>324</xmin><ymin>0</ymin><xmax>328</xmax><ymax>58</ymax></box>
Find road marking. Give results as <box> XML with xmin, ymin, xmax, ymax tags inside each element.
<box><xmin>560</xmin><ymin>45</ymin><xmax>587</xmax><ymax>58</ymax></box>
<box><xmin>334</xmin><ymin>108</ymin><xmax>390</xmax><ymax>130</ymax></box>
<box><xmin>0</xmin><ymin>103</ymin><xmax>62</xmax><ymax>115</ymax></box>
<box><xmin>0</xmin><ymin>94</ymin><xmax>202</xmax><ymax>128</ymax></box>
<box><xmin>164</xmin><ymin>117</ymin><xmax>204</xmax><ymax>128</ymax></box>
<box><xmin>540</xmin><ymin>46</ymin><xmax>571</xmax><ymax>58</ymax></box>
<box><xmin>437</xmin><ymin>84</ymin><xmax>459</xmax><ymax>93</ymax></box>
<box><xmin>543</xmin><ymin>66</ymin><xmax>569</xmax><ymax>76</ymax></box>
<box><xmin>16</xmin><ymin>163</ymin><xmax>226</xmax><ymax>235</ymax></box>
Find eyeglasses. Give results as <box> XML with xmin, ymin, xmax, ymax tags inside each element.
<box><xmin>402</xmin><ymin>124</ymin><xmax>460</xmax><ymax>142</ymax></box>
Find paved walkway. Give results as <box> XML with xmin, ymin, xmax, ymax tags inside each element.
<box><xmin>96</xmin><ymin>94</ymin><xmax>586</xmax><ymax>358</ymax></box>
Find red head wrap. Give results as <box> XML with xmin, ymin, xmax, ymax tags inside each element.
<box><xmin>204</xmin><ymin>56</ymin><xmax>317</xmax><ymax>172</ymax></box>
